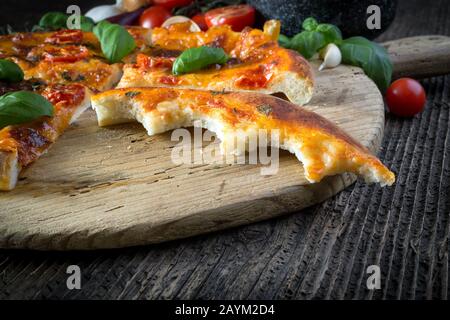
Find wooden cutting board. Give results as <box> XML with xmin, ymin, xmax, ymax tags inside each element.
<box><xmin>1</xmin><ymin>35</ymin><xmax>449</xmax><ymax>250</ymax></box>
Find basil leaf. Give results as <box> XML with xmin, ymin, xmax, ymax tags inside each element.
<box><xmin>77</xmin><ymin>16</ymin><xmax>96</xmax><ymax>32</ymax></box>
<box><xmin>0</xmin><ymin>91</ymin><xmax>54</xmax><ymax>129</ymax></box>
<box><xmin>316</xmin><ymin>23</ymin><xmax>342</xmax><ymax>44</ymax></box>
<box><xmin>290</xmin><ymin>31</ymin><xmax>326</xmax><ymax>59</ymax></box>
<box><xmin>93</xmin><ymin>21</ymin><xmax>136</xmax><ymax>63</ymax></box>
<box><xmin>302</xmin><ymin>17</ymin><xmax>318</xmax><ymax>32</ymax></box>
<box><xmin>288</xmin><ymin>17</ymin><xmax>343</xmax><ymax>59</ymax></box>
<box><xmin>278</xmin><ymin>34</ymin><xmax>292</xmax><ymax>49</ymax></box>
<box><xmin>38</xmin><ymin>12</ymin><xmax>95</xmax><ymax>32</ymax></box>
<box><xmin>38</xmin><ymin>12</ymin><xmax>68</xmax><ymax>31</ymax></box>
<box><xmin>172</xmin><ymin>46</ymin><xmax>229</xmax><ymax>75</ymax></box>
<box><xmin>0</xmin><ymin>59</ymin><xmax>24</xmax><ymax>83</ymax></box>
<box><xmin>339</xmin><ymin>36</ymin><xmax>393</xmax><ymax>92</ymax></box>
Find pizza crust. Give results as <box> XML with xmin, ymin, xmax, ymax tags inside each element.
<box><xmin>92</xmin><ymin>88</ymin><xmax>395</xmax><ymax>186</ymax></box>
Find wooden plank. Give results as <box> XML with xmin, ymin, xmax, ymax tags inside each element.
<box><xmin>383</xmin><ymin>35</ymin><xmax>450</xmax><ymax>80</ymax></box>
<box><xmin>0</xmin><ymin>62</ymin><xmax>385</xmax><ymax>250</ymax></box>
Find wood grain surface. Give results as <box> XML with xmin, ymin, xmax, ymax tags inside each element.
<box><xmin>0</xmin><ymin>0</ymin><xmax>449</xmax><ymax>300</ymax></box>
<box><xmin>0</xmin><ymin>62</ymin><xmax>384</xmax><ymax>250</ymax></box>
<box><xmin>384</xmin><ymin>35</ymin><xmax>450</xmax><ymax>80</ymax></box>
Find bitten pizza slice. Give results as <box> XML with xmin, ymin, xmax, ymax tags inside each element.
<box><xmin>91</xmin><ymin>88</ymin><xmax>395</xmax><ymax>186</ymax></box>
<box><xmin>117</xmin><ymin>21</ymin><xmax>314</xmax><ymax>106</ymax></box>
<box><xmin>0</xmin><ymin>80</ymin><xmax>90</xmax><ymax>190</ymax></box>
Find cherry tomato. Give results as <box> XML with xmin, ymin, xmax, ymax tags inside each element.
<box><xmin>43</xmin><ymin>45</ymin><xmax>89</xmax><ymax>63</ymax></box>
<box><xmin>139</xmin><ymin>6</ymin><xmax>172</xmax><ymax>29</ymax></box>
<box><xmin>386</xmin><ymin>78</ymin><xmax>426</xmax><ymax>117</ymax></box>
<box><xmin>204</xmin><ymin>4</ymin><xmax>255</xmax><ymax>32</ymax></box>
<box><xmin>44</xmin><ymin>29</ymin><xmax>83</xmax><ymax>44</ymax></box>
<box><xmin>192</xmin><ymin>13</ymin><xmax>208</xmax><ymax>31</ymax></box>
<box><xmin>153</xmin><ymin>0</ymin><xmax>193</xmax><ymax>10</ymax></box>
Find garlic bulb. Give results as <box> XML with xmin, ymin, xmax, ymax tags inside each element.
<box><xmin>319</xmin><ymin>43</ymin><xmax>342</xmax><ymax>71</ymax></box>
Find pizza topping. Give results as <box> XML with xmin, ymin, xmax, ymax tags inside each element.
<box><xmin>0</xmin><ymin>91</ymin><xmax>54</xmax><ymax>129</ymax></box>
<box><xmin>43</xmin><ymin>45</ymin><xmax>89</xmax><ymax>63</ymax></box>
<box><xmin>148</xmin><ymin>47</ymin><xmax>183</xmax><ymax>59</ymax></box>
<box><xmin>41</xmin><ymin>83</ymin><xmax>85</xmax><ymax>106</ymax></box>
<box><xmin>125</xmin><ymin>91</ymin><xmax>141</xmax><ymax>98</ymax></box>
<box><xmin>235</xmin><ymin>64</ymin><xmax>273</xmax><ymax>89</ymax></box>
<box><xmin>0</xmin><ymin>59</ymin><xmax>24</xmax><ymax>83</ymax></box>
<box><xmin>136</xmin><ymin>53</ymin><xmax>175</xmax><ymax>71</ymax></box>
<box><xmin>44</xmin><ymin>29</ymin><xmax>83</xmax><ymax>45</ymax></box>
<box><xmin>172</xmin><ymin>46</ymin><xmax>229</xmax><ymax>75</ymax></box>
<box><xmin>159</xmin><ymin>75</ymin><xmax>180</xmax><ymax>85</ymax></box>
<box><xmin>9</xmin><ymin>125</ymin><xmax>54</xmax><ymax>167</ymax></box>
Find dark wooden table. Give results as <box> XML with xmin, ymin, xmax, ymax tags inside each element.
<box><xmin>0</xmin><ymin>0</ymin><xmax>449</xmax><ymax>300</ymax></box>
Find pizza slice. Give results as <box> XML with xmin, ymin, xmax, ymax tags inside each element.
<box><xmin>0</xmin><ymin>80</ymin><xmax>90</xmax><ymax>190</ymax></box>
<box><xmin>117</xmin><ymin>22</ymin><xmax>314</xmax><ymax>106</ymax></box>
<box><xmin>0</xmin><ymin>27</ymin><xmax>152</xmax><ymax>92</ymax></box>
<box><xmin>91</xmin><ymin>88</ymin><xmax>395</xmax><ymax>186</ymax></box>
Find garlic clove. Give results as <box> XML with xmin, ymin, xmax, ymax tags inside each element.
<box><xmin>161</xmin><ymin>16</ymin><xmax>202</xmax><ymax>32</ymax></box>
<box><xmin>319</xmin><ymin>43</ymin><xmax>342</xmax><ymax>71</ymax></box>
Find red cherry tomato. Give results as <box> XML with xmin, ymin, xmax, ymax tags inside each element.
<box><xmin>191</xmin><ymin>13</ymin><xmax>208</xmax><ymax>31</ymax></box>
<box><xmin>204</xmin><ymin>4</ymin><xmax>255</xmax><ymax>31</ymax></box>
<box><xmin>43</xmin><ymin>45</ymin><xmax>89</xmax><ymax>63</ymax></box>
<box><xmin>386</xmin><ymin>78</ymin><xmax>426</xmax><ymax>117</ymax></box>
<box><xmin>139</xmin><ymin>6</ymin><xmax>172</xmax><ymax>29</ymax></box>
<box><xmin>153</xmin><ymin>0</ymin><xmax>193</xmax><ymax>10</ymax></box>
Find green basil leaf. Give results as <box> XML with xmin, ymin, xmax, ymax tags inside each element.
<box><xmin>290</xmin><ymin>31</ymin><xmax>326</xmax><ymax>59</ymax></box>
<box><xmin>93</xmin><ymin>21</ymin><xmax>136</xmax><ymax>64</ymax></box>
<box><xmin>278</xmin><ymin>34</ymin><xmax>292</xmax><ymax>49</ymax></box>
<box><xmin>0</xmin><ymin>59</ymin><xmax>24</xmax><ymax>83</ymax></box>
<box><xmin>339</xmin><ymin>36</ymin><xmax>393</xmax><ymax>92</ymax></box>
<box><xmin>38</xmin><ymin>12</ymin><xmax>68</xmax><ymax>31</ymax></box>
<box><xmin>172</xmin><ymin>46</ymin><xmax>229</xmax><ymax>75</ymax></box>
<box><xmin>39</xmin><ymin>12</ymin><xmax>95</xmax><ymax>32</ymax></box>
<box><xmin>316</xmin><ymin>23</ymin><xmax>342</xmax><ymax>44</ymax></box>
<box><xmin>77</xmin><ymin>16</ymin><xmax>96</xmax><ymax>32</ymax></box>
<box><xmin>0</xmin><ymin>91</ymin><xmax>54</xmax><ymax>129</ymax></box>
<box><xmin>302</xmin><ymin>17</ymin><xmax>319</xmax><ymax>32</ymax></box>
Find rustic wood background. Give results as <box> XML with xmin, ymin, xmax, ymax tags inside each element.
<box><xmin>0</xmin><ymin>0</ymin><xmax>449</xmax><ymax>299</ymax></box>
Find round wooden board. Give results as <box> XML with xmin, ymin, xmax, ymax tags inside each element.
<box><xmin>0</xmin><ymin>62</ymin><xmax>385</xmax><ymax>250</ymax></box>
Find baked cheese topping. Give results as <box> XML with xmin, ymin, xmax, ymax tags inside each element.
<box><xmin>118</xmin><ymin>23</ymin><xmax>314</xmax><ymax>105</ymax></box>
